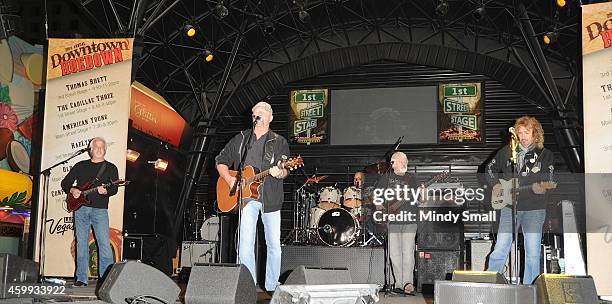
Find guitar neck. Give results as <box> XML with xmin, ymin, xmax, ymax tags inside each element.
<box><xmin>82</xmin><ymin>182</ymin><xmax>112</xmax><ymax>196</ymax></box>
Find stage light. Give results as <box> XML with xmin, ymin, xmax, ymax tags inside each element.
<box><xmin>203</xmin><ymin>48</ymin><xmax>214</xmax><ymax>62</ymax></box>
<box><xmin>556</xmin><ymin>0</ymin><xmax>566</xmax><ymax>8</ymax></box>
<box><xmin>473</xmin><ymin>6</ymin><xmax>485</xmax><ymax>22</ymax></box>
<box><xmin>543</xmin><ymin>31</ymin><xmax>558</xmax><ymax>45</ymax></box>
<box><xmin>298</xmin><ymin>10</ymin><xmax>310</xmax><ymax>23</ymax></box>
<box><xmin>149</xmin><ymin>158</ymin><xmax>168</xmax><ymax>171</ymax></box>
<box><xmin>435</xmin><ymin>0</ymin><xmax>449</xmax><ymax>17</ymax></box>
<box><xmin>215</xmin><ymin>1</ymin><xmax>229</xmax><ymax>19</ymax></box>
<box><xmin>126</xmin><ymin>149</ymin><xmax>140</xmax><ymax>162</ymax></box>
<box><xmin>184</xmin><ymin>24</ymin><xmax>198</xmax><ymax>37</ymax></box>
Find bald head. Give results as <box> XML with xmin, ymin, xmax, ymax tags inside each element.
<box><xmin>391</xmin><ymin>151</ymin><xmax>408</xmax><ymax>175</ymax></box>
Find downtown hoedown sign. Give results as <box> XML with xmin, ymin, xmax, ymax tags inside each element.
<box><xmin>35</xmin><ymin>38</ymin><xmax>133</xmax><ymax>277</ymax></box>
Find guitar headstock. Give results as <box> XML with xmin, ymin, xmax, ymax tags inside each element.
<box><xmin>281</xmin><ymin>155</ymin><xmax>304</xmax><ymax>171</ymax></box>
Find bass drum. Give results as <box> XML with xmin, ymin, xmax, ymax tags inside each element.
<box><xmin>199</xmin><ymin>216</ymin><xmax>220</xmax><ymax>242</ymax></box>
<box><xmin>317</xmin><ymin>208</ymin><xmax>358</xmax><ymax>247</ymax></box>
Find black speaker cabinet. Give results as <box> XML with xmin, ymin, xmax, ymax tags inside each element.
<box><xmin>416</xmin><ymin>250</ymin><xmax>461</xmax><ymax>292</ymax></box>
<box><xmin>284</xmin><ymin>266</ymin><xmax>352</xmax><ymax>285</ymax></box>
<box><xmin>418</xmin><ymin>207</ymin><xmax>464</xmax><ymax>251</ymax></box>
<box><xmin>0</xmin><ymin>254</ymin><xmax>38</xmax><ymax>299</ymax></box>
<box><xmin>452</xmin><ymin>270</ymin><xmax>508</xmax><ymax>284</ymax></box>
<box><xmin>435</xmin><ymin>280</ymin><xmax>536</xmax><ymax>304</ymax></box>
<box><xmin>535</xmin><ymin>274</ymin><xmax>599</xmax><ymax>304</ymax></box>
<box><xmin>98</xmin><ymin>261</ymin><xmax>180</xmax><ymax>304</ymax></box>
<box><xmin>185</xmin><ymin>263</ymin><xmax>255</xmax><ymax>304</ymax></box>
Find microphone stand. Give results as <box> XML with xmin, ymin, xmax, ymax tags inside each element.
<box><xmin>38</xmin><ymin>148</ymin><xmax>88</xmax><ymax>280</ymax></box>
<box><xmin>230</xmin><ymin>121</ymin><xmax>257</xmax><ymax>264</ymax></box>
<box><xmin>380</xmin><ymin>165</ymin><xmax>395</xmax><ymax>295</ymax></box>
<box><xmin>508</xmin><ymin>130</ymin><xmax>520</xmax><ymax>284</ymax></box>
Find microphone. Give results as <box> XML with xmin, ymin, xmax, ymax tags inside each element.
<box><xmin>253</xmin><ymin>116</ymin><xmax>261</xmax><ymax>124</ymax></box>
<box><xmin>509</xmin><ymin>127</ymin><xmax>518</xmax><ymax>163</ymax></box>
<box><xmin>508</xmin><ymin>127</ymin><xmax>517</xmax><ymax>137</ymax></box>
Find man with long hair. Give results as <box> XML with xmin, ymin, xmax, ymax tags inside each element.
<box><xmin>486</xmin><ymin>116</ymin><xmax>555</xmax><ymax>284</ymax></box>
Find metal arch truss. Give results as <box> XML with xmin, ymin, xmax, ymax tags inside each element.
<box><xmin>73</xmin><ymin>0</ymin><xmax>581</xmax><ymax>125</ymax></box>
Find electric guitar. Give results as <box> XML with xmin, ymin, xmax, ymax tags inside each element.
<box><xmin>66</xmin><ymin>179</ymin><xmax>129</xmax><ymax>212</ymax></box>
<box><xmin>388</xmin><ymin>171</ymin><xmax>450</xmax><ymax>213</ymax></box>
<box><xmin>490</xmin><ymin>178</ymin><xmax>557</xmax><ymax>210</ymax></box>
<box><xmin>216</xmin><ymin>156</ymin><xmax>304</xmax><ymax>213</ymax></box>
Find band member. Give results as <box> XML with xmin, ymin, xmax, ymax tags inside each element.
<box><xmin>215</xmin><ymin>101</ymin><xmax>290</xmax><ymax>294</ymax></box>
<box><xmin>381</xmin><ymin>151</ymin><xmax>419</xmax><ymax>294</ymax></box>
<box><xmin>353</xmin><ymin>171</ymin><xmax>365</xmax><ymax>188</ymax></box>
<box><xmin>486</xmin><ymin>116</ymin><xmax>555</xmax><ymax>284</ymax></box>
<box><xmin>61</xmin><ymin>137</ymin><xmax>119</xmax><ymax>286</ymax></box>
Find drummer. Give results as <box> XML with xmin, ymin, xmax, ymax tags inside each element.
<box><xmin>353</xmin><ymin>171</ymin><xmax>365</xmax><ymax>189</ymax></box>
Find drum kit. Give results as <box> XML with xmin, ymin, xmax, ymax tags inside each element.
<box><xmin>285</xmin><ymin>175</ymin><xmax>382</xmax><ymax>247</ymax></box>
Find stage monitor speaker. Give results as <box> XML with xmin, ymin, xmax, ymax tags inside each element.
<box><xmin>417</xmin><ymin>250</ymin><xmax>461</xmax><ymax>292</ymax></box>
<box><xmin>452</xmin><ymin>270</ymin><xmax>508</xmax><ymax>284</ymax></box>
<box><xmin>185</xmin><ymin>263</ymin><xmax>255</xmax><ymax>304</ymax></box>
<box><xmin>284</xmin><ymin>266</ymin><xmax>352</xmax><ymax>285</ymax></box>
<box><xmin>271</xmin><ymin>284</ymin><xmax>379</xmax><ymax>304</ymax></box>
<box><xmin>535</xmin><ymin>274</ymin><xmax>598</xmax><ymax>304</ymax></box>
<box><xmin>0</xmin><ymin>254</ymin><xmax>38</xmax><ymax>299</ymax></box>
<box><xmin>98</xmin><ymin>261</ymin><xmax>180</xmax><ymax>304</ymax></box>
<box><xmin>435</xmin><ymin>280</ymin><xmax>536</xmax><ymax>304</ymax></box>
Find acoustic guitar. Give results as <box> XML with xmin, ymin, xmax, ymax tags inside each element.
<box><xmin>216</xmin><ymin>156</ymin><xmax>304</xmax><ymax>213</ymax></box>
<box><xmin>490</xmin><ymin>178</ymin><xmax>557</xmax><ymax>209</ymax></box>
<box><xmin>66</xmin><ymin>179</ymin><xmax>129</xmax><ymax>212</ymax></box>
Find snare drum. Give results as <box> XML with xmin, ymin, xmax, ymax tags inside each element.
<box><xmin>317</xmin><ymin>208</ymin><xmax>359</xmax><ymax>247</ymax></box>
<box><xmin>318</xmin><ymin>186</ymin><xmax>341</xmax><ymax>210</ymax></box>
<box><xmin>342</xmin><ymin>186</ymin><xmax>362</xmax><ymax>209</ymax></box>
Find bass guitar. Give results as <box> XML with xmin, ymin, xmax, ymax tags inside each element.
<box><xmin>66</xmin><ymin>179</ymin><xmax>129</xmax><ymax>212</ymax></box>
<box><xmin>216</xmin><ymin>156</ymin><xmax>304</xmax><ymax>213</ymax></box>
<box><xmin>490</xmin><ymin>178</ymin><xmax>557</xmax><ymax>209</ymax></box>
<box><xmin>388</xmin><ymin>171</ymin><xmax>450</xmax><ymax>213</ymax></box>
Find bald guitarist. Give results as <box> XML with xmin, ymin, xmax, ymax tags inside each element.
<box><xmin>215</xmin><ymin>101</ymin><xmax>289</xmax><ymax>296</ymax></box>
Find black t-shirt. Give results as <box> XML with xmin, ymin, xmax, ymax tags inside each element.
<box><xmin>380</xmin><ymin>172</ymin><xmax>419</xmax><ymax>214</ymax></box>
<box><xmin>61</xmin><ymin>159</ymin><xmax>119</xmax><ymax>209</ymax></box>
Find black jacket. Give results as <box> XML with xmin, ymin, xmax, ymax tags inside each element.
<box><xmin>215</xmin><ymin>129</ymin><xmax>290</xmax><ymax>213</ymax></box>
<box><xmin>486</xmin><ymin>145</ymin><xmax>555</xmax><ymax>211</ymax></box>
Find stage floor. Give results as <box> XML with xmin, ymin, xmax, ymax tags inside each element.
<box><xmin>22</xmin><ymin>279</ymin><xmax>433</xmax><ymax>303</ymax></box>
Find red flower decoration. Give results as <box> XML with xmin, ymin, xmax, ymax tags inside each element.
<box><xmin>0</xmin><ymin>103</ymin><xmax>18</xmax><ymax>132</ymax></box>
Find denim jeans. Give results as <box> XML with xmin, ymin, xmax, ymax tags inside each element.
<box><xmin>238</xmin><ymin>201</ymin><xmax>281</xmax><ymax>292</ymax></box>
<box><xmin>487</xmin><ymin>207</ymin><xmax>546</xmax><ymax>284</ymax></box>
<box><xmin>74</xmin><ymin>206</ymin><xmax>114</xmax><ymax>283</ymax></box>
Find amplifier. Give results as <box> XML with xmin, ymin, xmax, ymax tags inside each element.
<box><xmin>181</xmin><ymin>241</ymin><xmax>218</xmax><ymax>268</ymax></box>
<box><xmin>416</xmin><ymin>250</ymin><xmax>462</xmax><ymax>292</ymax></box>
<box><xmin>122</xmin><ymin>237</ymin><xmax>143</xmax><ymax>261</ymax></box>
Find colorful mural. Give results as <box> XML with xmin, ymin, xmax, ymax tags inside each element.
<box><xmin>0</xmin><ymin>36</ymin><xmax>43</xmax><ymax>212</ymax></box>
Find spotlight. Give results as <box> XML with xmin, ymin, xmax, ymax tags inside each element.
<box><xmin>263</xmin><ymin>20</ymin><xmax>275</xmax><ymax>35</ymax></box>
<box><xmin>149</xmin><ymin>159</ymin><xmax>168</xmax><ymax>171</ymax></box>
<box><xmin>298</xmin><ymin>10</ymin><xmax>310</xmax><ymax>23</ymax></box>
<box><xmin>126</xmin><ymin>149</ymin><xmax>140</xmax><ymax>162</ymax></box>
<box><xmin>556</xmin><ymin>0</ymin><xmax>566</xmax><ymax>8</ymax></box>
<box><xmin>203</xmin><ymin>48</ymin><xmax>214</xmax><ymax>62</ymax></box>
<box><xmin>214</xmin><ymin>1</ymin><xmax>229</xmax><ymax>19</ymax></box>
<box><xmin>473</xmin><ymin>6</ymin><xmax>485</xmax><ymax>21</ymax></box>
<box><xmin>183</xmin><ymin>23</ymin><xmax>199</xmax><ymax>37</ymax></box>
<box><xmin>543</xmin><ymin>31</ymin><xmax>558</xmax><ymax>45</ymax></box>
<box><xmin>435</xmin><ymin>0</ymin><xmax>449</xmax><ymax>17</ymax></box>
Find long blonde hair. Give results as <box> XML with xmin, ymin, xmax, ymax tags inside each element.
<box><xmin>514</xmin><ymin>116</ymin><xmax>544</xmax><ymax>149</ymax></box>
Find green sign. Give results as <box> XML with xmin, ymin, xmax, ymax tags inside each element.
<box><xmin>295</xmin><ymin>91</ymin><xmax>325</xmax><ymax>103</ymax></box>
<box><xmin>444</xmin><ymin>85</ymin><xmax>477</xmax><ymax>97</ymax></box>
<box><xmin>294</xmin><ymin>119</ymin><xmax>318</xmax><ymax>134</ymax></box>
<box><xmin>443</xmin><ymin>99</ymin><xmax>469</xmax><ymax>113</ymax></box>
<box><xmin>450</xmin><ymin>115</ymin><xmax>478</xmax><ymax>130</ymax></box>
<box><xmin>300</xmin><ymin>104</ymin><xmax>324</xmax><ymax>119</ymax></box>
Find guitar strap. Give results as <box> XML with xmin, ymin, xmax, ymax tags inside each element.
<box><xmin>93</xmin><ymin>161</ymin><xmax>107</xmax><ymax>184</ymax></box>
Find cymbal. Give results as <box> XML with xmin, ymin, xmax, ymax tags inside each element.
<box><xmin>364</xmin><ymin>161</ymin><xmax>390</xmax><ymax>174</ymax></box>
<box><xmin>306</xmin><ymin>175</ymin><xmax>328</xmax><ymax>184</ymax></box>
